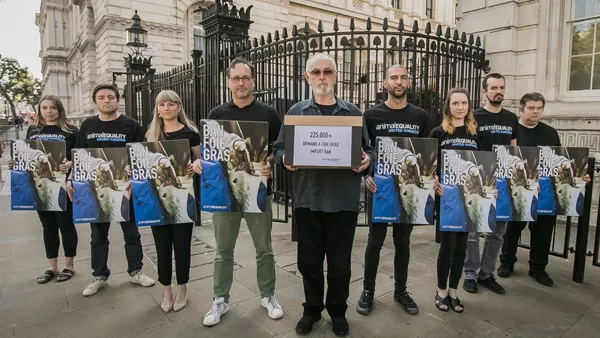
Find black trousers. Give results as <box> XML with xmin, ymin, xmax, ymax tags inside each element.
<box><xmin>296</xmin><ymin>208</ymin><xmax>357</xmax><ymax>318</ymax></box>
<box><xmin>437</xmin><ymin>231</ymin><xmax>468</xmax><ymax>289</ymax></box>
<box><xmin>500</xmin><ymin>216</ymin><xmax>557</xmax><ymax>273</ymax></box>
<box><xmin>151</xmin><ymin>222</ymin><xmax>194</xmax><ymax>286</ymax></box>
<box><xmin>90</xmin><ymin>218</ymin><xmax>144</xmax><ymax>278</ymax></box>
<box><xmin>363</xmin><ymin>222</ymin><xmax>413</xmax><ymax>294</ymax></box>
<box><xmin>37</xmin><ymin>200</ymin><xmax>78</xmax><ymax>259</ymax></box>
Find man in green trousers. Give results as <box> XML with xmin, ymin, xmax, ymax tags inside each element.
<box><xmin>197</xmin><ymin>58</ymin><xmax>284</xmax><ymax>327</ymax></box>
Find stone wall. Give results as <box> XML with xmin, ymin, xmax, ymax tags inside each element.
<box><xmin>457</xmin><ymin>0</ymin><xmax>600</xmax><ymax>157</ymax></box>
<box><xmin>38</xmin><ymin>0</ymin><xmax>457</xmax><ymax>120</ymax></box>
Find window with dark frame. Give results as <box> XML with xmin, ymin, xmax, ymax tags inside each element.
<box><xmin>569</xmin><ymin>0</ymin><xmax>600</xmax><ymax>91</ymax></box>
<box><xmin>391</xmin><ymin>0</ymin><xmax>401</xmax><ymax>10</ymax></box>
<box><xmin>426</xmin><ymin>0</ymin><xmax>433</xmax><ymax>19</ymax></box>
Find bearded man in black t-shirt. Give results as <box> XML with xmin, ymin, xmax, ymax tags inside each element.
<box><xmin>67</xmin><ymin>84</ymin><xmax>155</xmax><ymax>297</ymax></box>
<box><xmin>357</xmin><ymin>65</ymin><xmax>429</xmax><ymax>317</ymax></box>
<box><xmin>462</xmin><ymin>73</ymin><xmax>517</xmax><ymax>296</ymax></box>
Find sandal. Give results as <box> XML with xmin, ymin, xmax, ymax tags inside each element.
<box><xmin>435</xmin><ymin>293</ymin><xmax>450</xmax><ymax>312</ymax></box>
<box><xmin>56</xmin><ymin>268</ymin><xmax>75</xmax><ymax>282</ymax></box>
<box><xmin>449</xmin><ymin>296</ymin><xmax>464</xmax><ymax>313</ymax></box>
<box><xmin>37</xmin><ymin>270</ymin><xmax>57</xmax><ymax>284</ymax></box>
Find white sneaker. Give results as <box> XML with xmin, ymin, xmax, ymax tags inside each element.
<box><xmin>203</xmin><ymin>297</ymin><xmax>230</xmax><ymax>326</ymax></box>
<box><xmin>261</xmin><ymin>295</ymin><xmax>284</xmax><ymax>319</ymax></box>
<box><xmin>129</xmin><ymin>271</ymin><xmax>155</xmax><ymax>287</ymax></box>
<box><xmin>82</xmin><ymin>277</ymin><xmax>107</xmax><ymax>296</ymax></box>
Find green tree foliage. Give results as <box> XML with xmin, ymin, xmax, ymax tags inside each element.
<box><xmin>0</xmin><ymin>54</ymin><xmax>43</xmax><ymax>119</ymax></box>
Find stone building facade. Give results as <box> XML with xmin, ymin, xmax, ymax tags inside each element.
<box><xmin>36</xmin><ymin>0</ymin><xmax>456</xmax><ymax>123</ymax></box>
<box><xmin>457</xmin><ymin>0</ymin><xmax>600</xmax><ymax>157</ymax></box>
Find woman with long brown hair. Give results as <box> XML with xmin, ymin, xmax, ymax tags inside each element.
<box><xmin>146</xmin><ymin>90</ymin><xmax>200</xmax><ymax>312</ymax></box>
<box><xmin>430</xmin><ymin>88</ymin><xmax>479</xmax><ymax>313</ymax></box>
<box><xmin>9</xmin><ymin>95</ymin><xmax>79</xmax><ymax>283</ymax></box>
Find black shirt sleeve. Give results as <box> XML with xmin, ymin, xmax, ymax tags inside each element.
<box><xmin>511</xmin><ymin>113</ymin><xmax>519</xmax><ymax>140</ymax></box>
<box><xmin>135</xmin><ymin>121</ymin><xmax>146</xmax><ymax>142</ymax></box>
<box><xmin>25</xmin><ymin>126</ymin><xmax>35</xmax><ymax>140</ymax></box>
<box><xmin>267</xmin><ymin>107</ymin><xmax>283</xmax><ymax>145</ymax></box>
<box><xmin>428</xmin><ymin>126</ymin><xmax>442</xmax><ymax>140</ymax></box>
<box><xmin>553</xmin><ymin>128</ymin><xmax>562</xmax><ymax>146</ymax></box>
<box><xmin>65</xmin><ymin>127</ymin><xmax>79</xmax><ymax>160</ymax></box>
<box><xmin>74</xmin><ymin>121</ymin><xmax>87</xmax><ymax>148</ymax></box>
<box><xmin>207</xmin><ymin>107</ymin><xmax>219</xmax><ymax>119</ymax></box>
<box><xmin>419</xmin><ymin>110</ymin><xmax>430</xmax><ymax>138</ymax></box>
<box><xmin>189</xmin><ymin>129</ymin><xmax>201</xmax><ymax>147</ymax></box>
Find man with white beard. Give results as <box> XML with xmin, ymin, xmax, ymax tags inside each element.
<box><xmin>273</xmin><ymin>53</ymin><xmax>374</xmax><ymax>337</ymax></box>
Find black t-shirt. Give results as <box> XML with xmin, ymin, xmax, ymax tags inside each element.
<box><xmin>429</xmin><ymin>125</ymin><xmax>478</xmax><ymax>150</ymax></box>
<box><xmin>430</xmin><ymin>125</ymin><xmax>478</xmax><ymax>177</ymax></box>
<box><xmin>315</xmin><ymin>103</ymin><xmax>336</xmax><ymax>116</ymax></box>
<box><xmin>163</xmin><ymin>125</ymin><xmax>201</xmax><ymax>149</ymax></box>
<box><xmin>208</xmin><ymin>99</ymin><xmax>282</xmax><ymax>195</ymax></box>
<box><xmin>474</xmin><ymin>107</ymin><xmax>519</xmax><ymax>151</ymax></box>
<box><xmin>26</xmin><ymin>124</ymin><xmax>79</xmax><ymax>160</ymax></box>
<box><xmin>74</xmin><ymin>114</ymin><xmax>146</xmax><ymax>149</ymax></box>
<box><xmin>208</xmin><ymin>99</ymin><xmax>282</xmax><ymax>148</ymax></box>
<box><xmin>517</xmin><ymin>121</ymin><xmax>561</xmax><ymax>147</ymax></box>
<box><xmin>364</xmin><ymin>102</ymin><xmax>429</xmax><ymax>147</ymax></box>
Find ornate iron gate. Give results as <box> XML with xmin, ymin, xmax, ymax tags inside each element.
<box><xmin>122</xmin><ymin>0</ymin><xmax>488</xmax><ymax>225</ymax></box>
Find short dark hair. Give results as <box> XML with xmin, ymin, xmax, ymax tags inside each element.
<box><xmin>92</xmin><ymin>83</ymin><xmax>120</xmax><ymax>103</ymax></box>
<box><xmin>481</xmin><ymin>73</ymin><xmax>505</xmax><ymax>90</ymax></box>
<box><xmin>226</xmin><ymin>58</ymin><xmax>255</xmax><ymax>78</ymax></box>
<box><xmin>519</xmin><ymin>92</ymin><xmax>545</xmax><ymax>111</ymax></box>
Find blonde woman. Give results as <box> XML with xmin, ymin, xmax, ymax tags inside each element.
<box><xmin>430</xmin><ymin>88</ymin><xmax>479</xmax><ymax>313</ymax></box>
<box><xmin>146</xmin><ymin>90</ymin><xmax>200</xmax><ymax>312</ymax></box>
<box><xmin>9</xmin><ymin>95</ymin><xmax>79</xmax><ymax>283</ymax></box>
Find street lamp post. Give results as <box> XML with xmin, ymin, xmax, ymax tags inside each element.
<box><xmin>124</xmin><ymin>10</ymin><xmax>152</xmax><ymax>75</ymax></box>
<box><xmin>113</xmin><ymin>10</ymin><xmax>155</xmax><ymax>118</ymax></box>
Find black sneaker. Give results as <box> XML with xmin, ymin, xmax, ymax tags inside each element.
<box><xmin>463</xmin><ymin>279</ymin><xmax>478</xmax><ymax>293</ymax></box>
<box><xmin>394</xmin><ymin>291</ymin><xmax>419</xmax><ymax>315</ymax></box>
<box><xmin>529</xmin><ymin>271</ymin><xmax>554</xmax><ymax>287</ymax></box>
<box><xmin>497</xmin><ymin>264</ymin><xmax>513</xmax><ymax>278</ymax></box>
<box><xmin>295</xmin><ymin>314</ymin><xmax>321</xmax><ymax>335</ymax></box>
<box><xmin>356</xmin><ymin>290</ymin><xmax>374</xmax><ymax>315</ymax></box>
<box><xmin>331</xmin><ymin>317</ymin><xmax>349</xmax><ymax>337</ymax></box>
<box><xmin>478</xmin><ymin>276</ymin><xmax>506</xmax><ymax>294</ymax></box>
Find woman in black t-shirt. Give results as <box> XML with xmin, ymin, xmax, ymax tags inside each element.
<box><xmin>9</xmin><ymin>95</ymin><xmax>79</xmax><ymax>283</ymax></box>
<box><xmin>145</xmin><ymin>90</ymin><xmax>200</xmax><ymax>313</ymax></box>
<box><xmin>430</xmin><ymin>88</ymin><xmax>479</xmax><ymax>313</ymax></box>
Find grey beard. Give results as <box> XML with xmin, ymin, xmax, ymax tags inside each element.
<box><xmin>314</xmin><ymin>87</ymin><xmax>332</xmax><ymax>95</ymax></box>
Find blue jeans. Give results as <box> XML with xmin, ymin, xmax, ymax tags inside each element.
<box><xmin>464</xmin><ymin>221</ymin><xmax>508</xmax><ymax>280</ymax></box>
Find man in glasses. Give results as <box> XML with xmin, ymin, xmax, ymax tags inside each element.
<box><xmin>201</xmin><ymin>58</ymin><xmax>284</xmax><ymax>327</ymax></box>
<box><xmin>357</xmin><ymin>65</ymin><xmax>430</xmax><ymax>316</ymax></box>
<box><xmin>273</xmin><ymin>53</ymin><xmax>375</xmax><ymax>337</ymax></box>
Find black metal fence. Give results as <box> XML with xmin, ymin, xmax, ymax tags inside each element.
<box><xmin>122</xmin><ymin>0</ymin><xmax>488</xmax><ymax>226</ymax></box>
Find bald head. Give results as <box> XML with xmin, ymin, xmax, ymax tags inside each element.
<box><xmin>385</xmin><ymin>64</ymin><xmax>408</xmax><ymax>79</ymax></box>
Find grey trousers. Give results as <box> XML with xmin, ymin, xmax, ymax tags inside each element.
<box><xmin>464</xmin><ymin>221</ymin><xmax>508</xmax><ymax>281</ymax></box>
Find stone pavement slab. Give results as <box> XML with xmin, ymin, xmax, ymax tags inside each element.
<box><xmin>3</xmin><ymin>180</ymin><xmax>600</xmax><ymax>338</ymax></box>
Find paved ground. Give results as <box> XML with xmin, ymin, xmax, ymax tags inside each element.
<box><xmin>2</xmin><ymin>163</ymin><xmax>600</xmax><ymax>338</ymax></box>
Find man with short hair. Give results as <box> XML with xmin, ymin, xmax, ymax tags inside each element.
<box><xmin>273</xmin><ymin>53</ymin><xmax>375</xmax><ymax>337</ymax></box>
<box><xmin>198</xmin><ymin>58</ymin><xmax>284</xmax><ymax>327</ymax></box>
<box><xmin>356</xmin><ymin>64</ymin><xmax>429</xmax><ymax>316</ymax></box>
<box><xmin>68</xmin><ymin>83</ymin><xmax>155</xmax><ymax>296</ymax></box>
<box><xmin>463</xmin><ymin>73</ymin><xmax>517</xmax><ymax>295</ymax></box>
<box><xmin>498</xmin><ymin>92</ymin><xmax>584</xmax><ymax>287</ymax></box>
